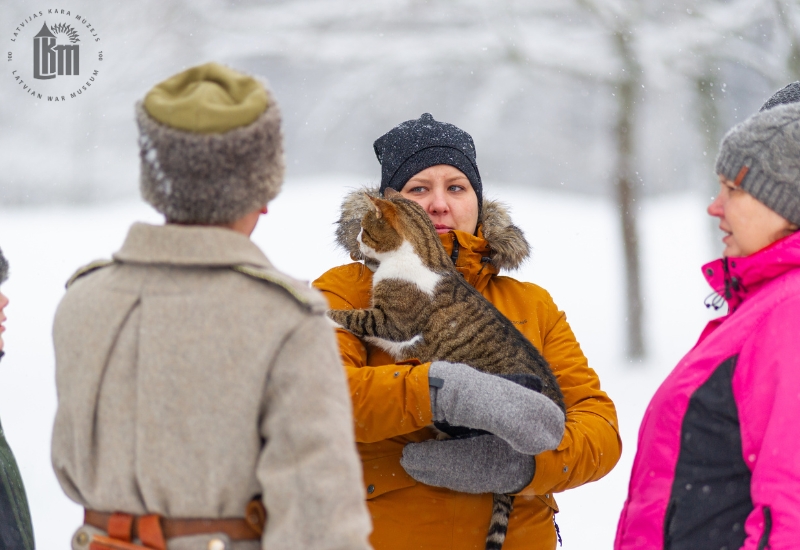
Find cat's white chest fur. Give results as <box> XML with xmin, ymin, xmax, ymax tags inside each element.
<box><xmin>365</xmin><ymin>334</ymin><xmax>423</xmax><ymax>360</ymax></box>
<box><xmin>359</xmin><ymin>235</ymin><xmax>442</xmax><ymax>296</ymax></box>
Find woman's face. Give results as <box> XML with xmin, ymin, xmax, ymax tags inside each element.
<box><xmin>0</xmin><ymin>291</ymin><xmax>7</xmax><ymax>352</ymax></box>
<box><xmin>400</xmin><ymin>164</ymin><xmax>479</xmax><ymax>235</ymax></box>
<box><xmin>707</xmin><ymin>175</ymin><xmax>797</xmax><ymax>257</ymax></box>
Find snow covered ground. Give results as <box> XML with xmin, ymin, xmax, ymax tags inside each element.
<box><xmin>0</xmin><ymin>178</ymin><xmax>720</xmax><ymax>548</ymax></box>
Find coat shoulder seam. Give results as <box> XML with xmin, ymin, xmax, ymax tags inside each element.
<box><xmin>66</xmin><ymin>259</ymin><xmax>114</xmax><ymax>289</ymax></box>
<box><xmin>232</xmin><ymin>265</ymin><xmax>326</xmax><ymax>314</ymax></box>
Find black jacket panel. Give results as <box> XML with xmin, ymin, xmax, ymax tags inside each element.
<box><xmin>664</xmin><ymin>355</ymin><xmax>753</xmax><ymax>550</ymax></box>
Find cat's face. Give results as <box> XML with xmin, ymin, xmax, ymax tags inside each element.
<box><xmin>358</xmin><ymin>193</ymin><xmax>405</xmax><ymax>259</ymax></box>
<box><xmin>358</xmin><ymin>190</ymin><xmax>439</xmax><ymax>261</ymax></box>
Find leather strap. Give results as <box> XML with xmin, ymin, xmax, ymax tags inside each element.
<box><xmin>244</xmin><ymin>500</ymin><xmax>266</xmax><ymax>537</ymax></box>
<box><xmin>84</xmin><ymin>508</ymin><xmax>263</xmax><ymax>542</ymax></box>
<box><xmin>137</xmin><ymin>516</ymin><xmax>166</xmax><ymax>550</ymax></box>
<box><xmin>108</xmin><ymin>513</ymin><xmax>134</xmax><ymax>541</ymax></box>
<box><xmin>90</xmin><ymin>535</ymin><xmax>153</xmax><ymax>550</ymax></box>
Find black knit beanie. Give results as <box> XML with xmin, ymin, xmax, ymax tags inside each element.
<box><xmin>373</xmin><ymin>113</ymin><xmax>483</xmax><ymax>219</ymax></box>
<box><xmin>760</xmin><ymin>82</ymin><xmax>800</xmax><ymax>111</ymax></box>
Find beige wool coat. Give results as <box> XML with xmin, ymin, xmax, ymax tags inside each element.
<box><xmin>51</xmin><ymin>223</ymin><xmax>372</xmax><ymax>550</ymax></box>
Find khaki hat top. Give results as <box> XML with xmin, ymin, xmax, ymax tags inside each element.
<box><xmin>143</xmin><ymin>62</ymin><xmax>269</xmax><ymax>134</ymax></box>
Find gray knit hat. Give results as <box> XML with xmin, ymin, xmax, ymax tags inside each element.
<box><xmin>136</xmin><ymin>62</ymin><xmax>285</xmax><ymax>224</ymax></box>
<box><xmin>0</xmin><ymin>247</ymin><xmax>7</xmax><ymax>285</ymax></box>
<box><xmin>715</xmin><ymin>102</ymin><xmax>800</xmax><ymax>226</ymax></box>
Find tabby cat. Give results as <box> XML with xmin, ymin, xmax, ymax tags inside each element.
<box><xmin>327</xmin><ymin>188</ymin><xmax>565</xmax><ymax>550</ymax></box>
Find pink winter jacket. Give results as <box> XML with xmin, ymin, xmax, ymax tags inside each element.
<box><xmin>615</xmin><ymin>231</ymin><xmax>800</xmax><ymax>550</ymax></box>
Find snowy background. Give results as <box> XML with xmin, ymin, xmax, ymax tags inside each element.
<box><xmin>2</xmin><ymin>0</ymin><xmax>798</xmax><ymax>547</ymax></box>
<box><xmin>3</xmin><ymin>0</ymin><xmax>799</xmax><ymax>203</ymax></box>
<box><xmin>0</xmin><ymin>181</ymin><xmax>718</xmax><ymax>548</ymax></box>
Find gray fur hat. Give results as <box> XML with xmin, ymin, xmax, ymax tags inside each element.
<box><xmin>136</xmin><ymin>62</ymin><xmax>285</xmax><ymax>224</ymax></box>
<box><xmin>0</xmin><ymin>247</ymin><xmax>7</xmax><ymax>284</ymax></box>
<box><xmin>715</xmin><ymin>102</ymin><xmax>800</xmax><ymax>226</ymax></box>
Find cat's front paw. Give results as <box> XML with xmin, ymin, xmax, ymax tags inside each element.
<box><xmin>326</xmin><ymin>310</ymin><xmax>347</xmax><ymax>328</ymax></box>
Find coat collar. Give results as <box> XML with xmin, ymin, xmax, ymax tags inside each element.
<box><xmin>114</xmin><ymin>222</ymin><xmax>272</xmax><ymax>268</ymax></box>
<box><xmin>334</xmin><ymin>187</ymin><xmax>530</xmax><ymax>289</ymax></box>
<box><xmin>439</xmin><ymin>228</ymin><xmax>496</xmax><ymax>291</ymax></box>
<box><xmin>702</xmin><ymin>231</ymin><xmax>800</xmax><ymax>312</ymax></box>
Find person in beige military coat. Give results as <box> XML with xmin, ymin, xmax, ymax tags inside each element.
<box><xmin>51</xmin><ymin>63</ymin><xmax>372</xmax><ymax>550</ymax></box>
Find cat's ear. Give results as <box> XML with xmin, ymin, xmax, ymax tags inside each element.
<box><xmin>384</xmin><ymin>188</ymin><xmax>401</xmax><ymax>199</ymax></box>
<box><xmin>366</xmin><ymin>193</ymin><xmax>397</xmax><ymax>221</ymax></box>
<box><xmin>365</xmin><ymin>193</ymin><xmax>385</xmax><ymax>219</ymax></box>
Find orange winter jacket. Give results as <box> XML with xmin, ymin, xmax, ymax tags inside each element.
<box><xmin>313</xmin><ymin>196</ymin><xmax>621</xmax><ymax>550</ymax></box>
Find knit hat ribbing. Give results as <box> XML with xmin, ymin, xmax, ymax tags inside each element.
<box><xmin>137</xmin><ymin>62</ymin><xmax>284</xmax><ymax>224</ymax></box>
<box><xmin>373</xmin><ymin>114</ymin><xmax>483</xmax><ymax>219</ymax></box>
<box><xmin>715</xmin><ymin>102</ymin><xmax>800</xmax><ymax>226</ymax></box>
<box><xmin>0</xmin><ymin>247</ymin><xmax>7</xmax><ymax>284</ymax></box>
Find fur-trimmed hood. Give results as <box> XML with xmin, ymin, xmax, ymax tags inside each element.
<box><xmin>334</xmin><ymin>188</ymin><xmax>530</xmax><ymax>271</ymax></box>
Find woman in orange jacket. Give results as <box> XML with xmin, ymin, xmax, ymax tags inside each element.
<box><xmin>313</xmin><ymin>114</ymin><xmax>622</xmax><ymax>549</ymax></box>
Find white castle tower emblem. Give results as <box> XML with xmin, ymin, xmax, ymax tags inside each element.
<box><xmin>33</xmin><ymin>22</ymin><xmax>80</xmax><ymax>80</ymax></box>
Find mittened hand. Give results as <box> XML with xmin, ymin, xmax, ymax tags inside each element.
<box><xmin>428</xmin><ymin>361</ymin><xmax>565</xmax><ymax>455</ymax></box>
<box><xmin>400</xmin><ymin>434</ymin><xmax>536</xmax><ymax>494</ymax></box>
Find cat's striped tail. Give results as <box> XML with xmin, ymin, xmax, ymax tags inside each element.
<box><xmin>485</xmin><ymin>493</ymin><xmax>514</xmax><ymax>550</ymax></box>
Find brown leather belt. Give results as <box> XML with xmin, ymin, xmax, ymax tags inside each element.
<box><xmin>84</xmin><ymin>505</ymin><xmax>264</xmax><ymax>542</ymax></box>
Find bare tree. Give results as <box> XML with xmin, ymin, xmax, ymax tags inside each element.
<box><xmin>571</xmin><ymin>0</ymin><xmax>800</xmax><ymax>356</ymax></box>
<box><xmin>613</xmin><ymin>29</ymin><xmax>646</xmax><ymax>358</ymax></box>
<box><xmin>652</xmin><ymin>0</ymin><xmax>790</xmax><ymax>246</ymax></box>
<box><xmin>213</xmin><ymin>0</ymin><xmax>654</xmax><ymax>355</ymax></box>
<box><xmin>568</xmin><ymin>0</ymin><xmax>647</xmax><ymax>358</ymax></box>
<box><xmin>773</xmin><ymin>0</ymin><xmax>800</xmax><ymax>79</ymax></box>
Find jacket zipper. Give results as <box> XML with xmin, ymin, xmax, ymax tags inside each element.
<box><xmin>722</xmin><ymin>257</ymin><xmax>733</xmax><ymax>300</ymax></box>
<box><xmin>757</xmin><ymin>506</ymin><xmax>772</xmax><ymax>550</ymax></box>
<box><xmin>449</xmin><ymin>234</ymin><xmax>460</xmax><ymax>265</ymax></box>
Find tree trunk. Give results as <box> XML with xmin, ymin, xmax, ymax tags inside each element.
<box><xmin>613</xmin><ymin>31</ymin><xmax>645</xmax><ymax>359</ymax></box>
<box><xmin>775</xmin><ymin>0</ymin><xmax>800</xmax><ymax>80</ymax></box>
<box><xmin>695</xmin><ymin>76</ymin><xmax>724</xmax><ymax>252</ymax></box>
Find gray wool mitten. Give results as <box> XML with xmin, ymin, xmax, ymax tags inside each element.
<box><xmin>400</xmin><ymin>434</ymin><xmax>535</xmax><ymax>494</ymax></box>
<box><xmin>428</xmin><ymin>361</ymin><xmax>565</xmax><ymax>455</ymax></box>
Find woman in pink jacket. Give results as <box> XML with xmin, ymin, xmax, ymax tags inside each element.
<box><xmin>616</xmin><ymin>87</ymin><xmax>800</xmax><ymax>550</ymax></box>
